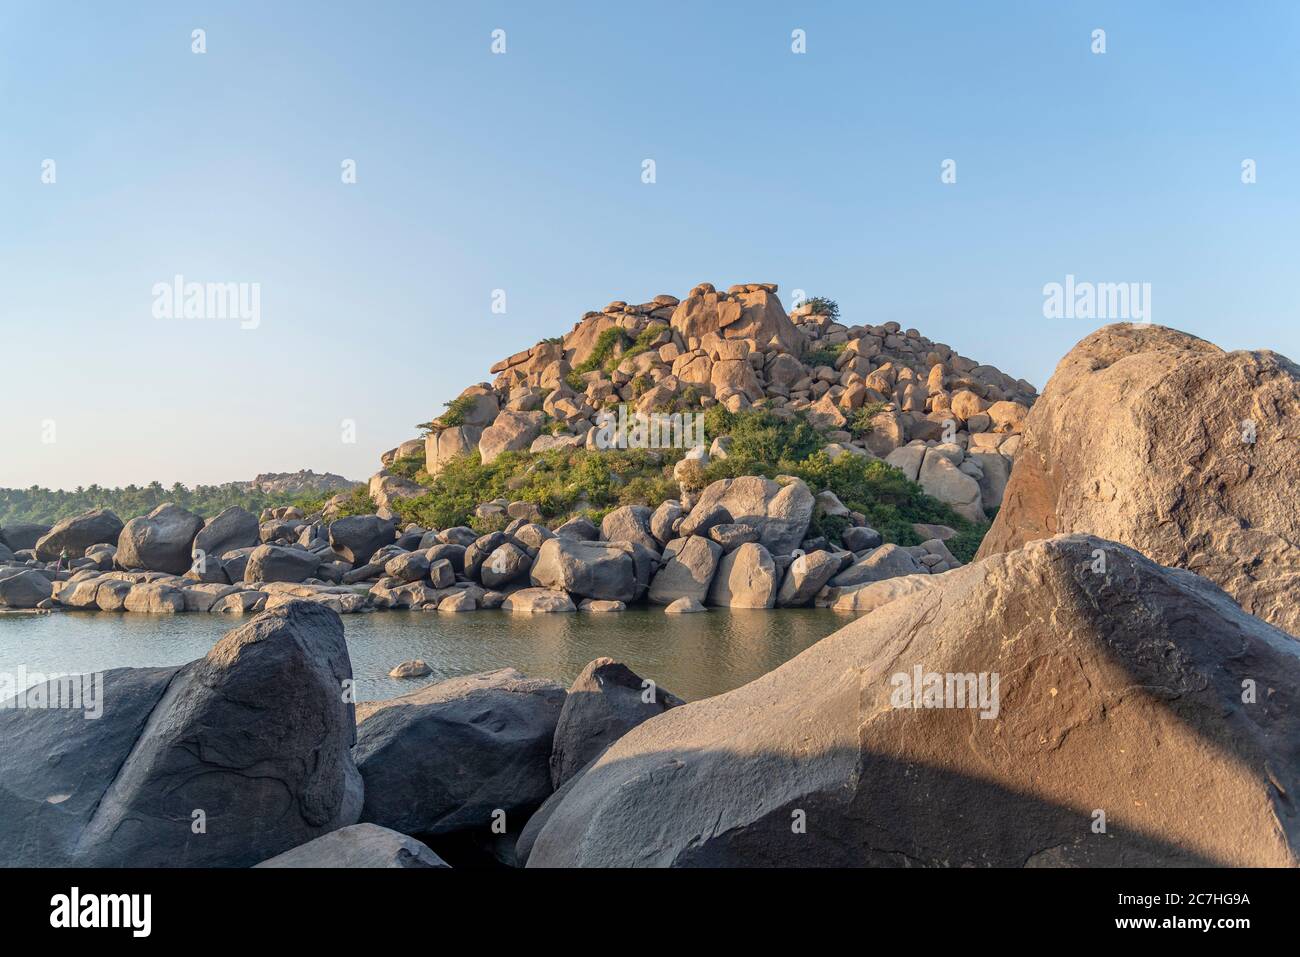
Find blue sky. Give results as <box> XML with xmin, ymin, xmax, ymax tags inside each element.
<box><xmin>3</xmin><ymin>1</ymin><xmax>1297</xmax><ymax>489</ymax></box>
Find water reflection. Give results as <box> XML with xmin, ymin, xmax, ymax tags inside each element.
<box><xmin>0</xmin><ymin>607</ymin><xmax>854</xmax><ymax>702</ymax></box>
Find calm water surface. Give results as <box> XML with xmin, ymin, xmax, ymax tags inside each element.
<box><xmin>0</xmin><ymin>608</ymin><xmax>853</xmax><ymax>702</ymax></box>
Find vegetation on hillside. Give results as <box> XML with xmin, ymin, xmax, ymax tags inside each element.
<box><xmin>391</xmin><ymin>446</ymin><xmax>684</xmax><ymax>533</ymax></box>
<box><xmin>695</xmin><ymin>406</ymin><xmax>985</xmax><ymax>554</ymax></box>
<box><xmin>386</xmin><ymin>405</ymin><xmax>988</xmax><ymax>560</ymax></box>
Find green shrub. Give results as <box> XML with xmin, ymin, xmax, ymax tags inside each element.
<box><xmin>619</xmin><ymin>323</ymin><xmax>669</xmax><ymax>363</ymax></box>
<box><xmin>702</xmin><ymin>406</ymin><xmax>822</xmax><ymax>476</ymax></box>
<box><xmin>570</xmin><ymin>327</ymin><xmax>629</xmax><ymax>379</ymax></box>
<box><xmin>422</xmin><ymin>395</ymin><xmax>477</xmax><ymax>433</ymax></box>
<box><xmin>388</xmin><ymin>402</ymin><xmax>992</xmax><ymax>557</ymax></box>
<box><xmin>391</xmin><ymin>445</ymin><xmax>681</xmax><ymax>531</ymax></box>
<box><xmin>805</xmin><ymin>296</ymin><xmax>840</xmax><ymax>320</ymax></box>
<box><xmin>803</xmin><ymin>342</ymin><xmax>845</xmax><ymax>368</ymax></box>
<box><xmin>847</xmin><ymin>401</ymin><xmax>890</xmax><ymax>438</ymax></box>
<box><xmin>790</xmin><ymin>451</ymin><xmax>972</xmax><ymax>547</ymax></box>
<box><xmin>811</xmin><ymin>512</ymin><xmax>852</xmax><ymax>545</ymax></box>
<box><xmin>388</xmin><ymin>448</ymin><xmax>426</xmax><ymax>480</ymax></box>
<box><xmin>945</xmin><ymin>509</ymin><xmax>995</xmax><ymax>563</ymax></box>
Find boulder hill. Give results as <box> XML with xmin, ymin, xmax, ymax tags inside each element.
<box><xmin>369</xmin><ymin>281</ymin><xmax>1039</xmax><ymax>530</ymax></box>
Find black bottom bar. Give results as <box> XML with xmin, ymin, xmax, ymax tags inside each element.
<box><xmin>1</xmin><ymin>867</ymin><xmax>1287</xmax><ymax>942</ymax></box>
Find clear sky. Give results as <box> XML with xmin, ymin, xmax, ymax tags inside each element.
<box><xmin>3</xmin><ymin>1</ymin><xmax>1297</xmax><ymax>490</ymax></box>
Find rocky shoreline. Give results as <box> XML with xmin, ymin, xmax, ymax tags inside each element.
<box><xmin>0</xmin><ymin>485</ymin><xmax>970</xmax><ymax>618</ymax></box>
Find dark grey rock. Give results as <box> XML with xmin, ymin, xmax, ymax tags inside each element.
<box><xmin>354</xmin><ymin>668</ymin><xmax>566</xmax><ymax>837</ymax></box>
<box><xmin>550</xmin><ymin>658</ymin><xmax>682</xmax><ymax>789</ymax></box>
<box><xmin>0</xmin><ymin>569</ymin><xmax>54</xmax><ymax>608</ymax></box>
<box><xmin>0</xmin><ymin>523</ymin><xmax>50</xmax><ymax>552</ymax></box>
<box><xmin>425</xmin><ymin>543</ymin><xmax>465</xmax><ymax>574</ymax></box>
<box><xmin>244</xmin><ymin>544</ymin><xmax>321</xmax><ymax>584</ymax></box>
<box><xmin>384</xmin><ymin>550</ymin><xmax>430</xmax><ymax>583</ymax></box>
<box><xmin>841</xmin><ymin>526</ymin><xmax>883</xmax><ymax>551</ymax></box>
<box><xmin>35</xmin><ymin>510</ymin><xmax>123</xmax><ymax>562</ymax></box>
<box><xmin>116</xmin><ymin>503</ymin><xmax>205</xmax><ymax>574</ymax></box>
<box><xmin>328</xmin><ymin>515</ymin><xmax>396</xmax><ymax>566</ymax></box>
<box><xmin>464</xmin><ymin>531</ymin><xmax>509</xmax><ymax>581</ymax></box>
<box><xmin>0</xmin><ymin>602</ymin><xmax>363</xmax><ymax>866</ymax></box>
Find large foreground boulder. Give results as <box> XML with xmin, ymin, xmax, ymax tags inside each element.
<box><xmin>255</xmin><ymin>824</ymin><xmax>448</xmax><ymax>868</ymax></box>
<box><xmin>34</xmin><ymin>509</ymin><xmax>123</xmax><ymax>561</ymax></box>
<box><xmin>528</xmin><ymin>535</ymin><xmax>1300</xmax><ymax>867</ymax></box>
<box><xmin>354</xmin><ymin>669</ymin><xmax>566</xmax><ymax>837</ymax></box>
<box><xmin>115</xmin><ymin>503</ymin><xmax>205</xmax><ymax>574</ymax></box>
<box><xmin>549</xmin><ymin>658</ymin><xmax>683</xmax><ymax>789</ymax></box>
<box><xmin>0</xmin><ymin>602</ymin><xmax>363</xmax><ymax>866</ymax></box>
<box><xmin>686</xmin><ymin>477</ymin><xmax>813</xmax><ymax>556</ymax></box>
<box><xmin>979</xmin><ymin>324</ymin><xmax>1300</xmax><ymax>637</ymax></box>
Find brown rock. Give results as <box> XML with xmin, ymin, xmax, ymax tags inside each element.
<box><xmin>979</xmin><ymin>324</ymin><xmax>1300</xmax><ymax>636</ymax></box>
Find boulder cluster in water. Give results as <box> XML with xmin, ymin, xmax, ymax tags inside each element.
<box><xmin>3</xmin><ymin>314</ymin><xmax>1299</xmax><ymax>868</ymax></box>
<box><xmin>2</xmin><ymin>484</ymin><xmax>966</xmax><ymax>617</ymax></box>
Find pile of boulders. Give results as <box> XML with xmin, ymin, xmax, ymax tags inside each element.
<box><xmin>373</xmin><ymin>282</ymin><xmax>1035</xmax><ymax>521</ymax></box>
<box><xmin>0</xmin><ymin>598</ymin><xmax>681</xmax><ymax>868</ymax></box>
<box><xmin>1</xmin><ymin>474</ymin><xmax>966</xmax><ymax>615</ymax></box>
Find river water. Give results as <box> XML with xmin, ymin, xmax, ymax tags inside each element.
<box><xmin>0</xmin><ymin>607</ymin><xmax>853</xmax><ymax>703</ymax></box>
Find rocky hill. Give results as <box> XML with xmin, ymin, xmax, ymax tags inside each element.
<box><xmin>245</xmin><ymin>470</ymin><xmax>359</xmax><ymax>497</ymax></box>
<box><xmin>371</xmin><ymin>281</ymin><xmax>1039</xmax><ymax>542</ymax></box>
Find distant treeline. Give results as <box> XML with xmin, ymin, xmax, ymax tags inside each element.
<box><xmin>0</xmin><ymin>483</ymin><xmax>313</xmax><ymax>527</ymax></box>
